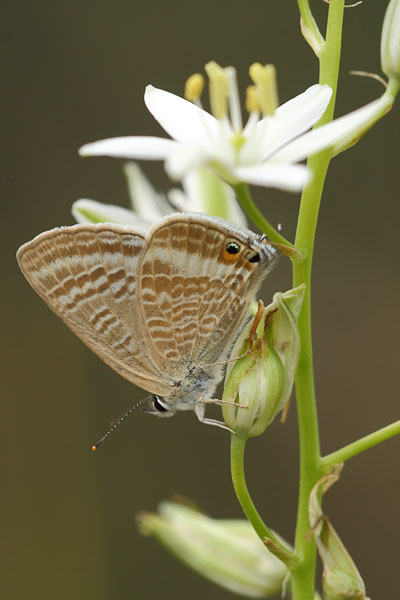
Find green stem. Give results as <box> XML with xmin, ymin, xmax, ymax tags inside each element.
<box><xmin>234</xmin><ymin>182</ymin><xmax>294</xmax><ymax>247</ymax></box>
<box><xmin>291</xmin><ymin>2</ymin><xmax>345</xmax><ymax>599</ymax></box>
<box><xmin>388</xmin><ymin>76</ymin><xmax>400</xmax><ymax>98</ymax></box>
<box><xmin>321</xmin><ymin>420</ymin><xmax>400</xmax><ymax>469</ymax></box>
<box><xmin>230</xmin><ymin>434</ymin><xmax>286</xmax><ymax>549</ymax></box>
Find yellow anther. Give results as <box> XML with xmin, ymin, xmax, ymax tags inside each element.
<box><xmin>245</xmin><ymin>85</ymin><xmax>260</xmax><ymax>113</ymax></box>
<box><xmin>249</xmin><ymin>62</ymin><xmax>279</xmax><ymax>116</ymax></box>
<box><xmin>184</xmin><ymin>73</ymin><xmax>205</xmax><ymax>102</ymax></box>
<box><xmin>249</xmin><ymin>62</ymin><xmax>264</xmax><ymax>82</ymax></box>
<box><xmin>205</xmin><ymin>61</ymin><xmax>229</xmax><ymax>120</ymax></box>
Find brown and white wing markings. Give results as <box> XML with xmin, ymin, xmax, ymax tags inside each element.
<box><xmin>138</xmin><ymin>214</ymin><xmax>276</xmax><ymax>375</ymax></box>
<box><xmin>17</xmin><ymin>223</ymin><xmax>169</xmax><ymax>396</ymax></box>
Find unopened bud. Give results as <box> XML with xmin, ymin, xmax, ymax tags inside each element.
<box><xmin>381</xmin><ymin>0</ymin><xmax>400</xmax><ymax>81</ymax></box>
<box><xmin>309</xmin><ymin>467</ymin><xmax>368</xmax><ymax>600</ymax></box>
<box><xmin>222</xmin><ymin>285</ymin><xmax>305</xmax><ymax>438</ymax></box>
<box><xmin>222</xmin><ymin>339</ymin><xmax>284</xmax><ymax>438</ymax></box>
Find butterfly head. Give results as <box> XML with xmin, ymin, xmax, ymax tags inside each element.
<box><xmin>141</xmin><ymin>394</ymin><xmax>176</xmax><ymax>418</ymax></box>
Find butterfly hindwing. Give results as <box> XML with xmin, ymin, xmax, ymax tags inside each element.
<box><xmin>17</xmin><ymin>223</ymin><xmax>170</xmax><ymax>396</ymax></box>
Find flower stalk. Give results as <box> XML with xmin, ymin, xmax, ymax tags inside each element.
<box><xmin>230</xmin><ymin>433</ymin><xmax>297</xmax><ymax>569</ymax></box>
<box><xmin>290</xmin><ymin>1</ymin><xmax>345</xmax><ymax>598</ymax></box>
<box><xmin>321</xmin><ymin>419</ymin><xmax>400</xmax><ymax>469</ymax></box>
<box><xmin>233</xmin><ymin>182</ymin><xmax>294</xmax><ymax>247</ymax></box>
<box><xmin>230</xmin><ymin>434</ymin><xmax>279</xmax><ymax>544</ymax></box>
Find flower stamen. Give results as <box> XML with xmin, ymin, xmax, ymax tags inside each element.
<box><xmin>204</xmin><ymin>61</ymin><xmax>229</xmax><ymax>120</ymax></box>
<box><xmin>184</xmin><ymin>73</ymin><xmax>205</xmax><ymax>103</ymax></box>
<box><xmin>245</xmin><ymin>85</ymin><xmax>261</xmax><ymax>113</ymax></box>
<box><xmin>226</xmin><ymin>66</ymin><xmax>243</xmax><ymax>131</ymax></box>
<box><xmin>249</xmin><ymin>63</ymin><xmax>279</xmax><ymax>116</ymax></box>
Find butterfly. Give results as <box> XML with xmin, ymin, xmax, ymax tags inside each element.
<box><xmin>17</xmin><ymin>213</ymin><xmax>277</xmax><ymax>434</ymax></box>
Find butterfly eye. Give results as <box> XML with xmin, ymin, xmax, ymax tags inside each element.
<box><xmin>152</xmin><ymin>395</ymin><xmax>168</xmax><ymax>413</ymax></box>
<box><xmin>225</xmin><ymin>242</ymin><xmax>240</xmax><ymax>254</ymax></box>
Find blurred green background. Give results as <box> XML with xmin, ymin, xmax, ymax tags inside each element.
<box><xmin>2</xmin><ymin>1</ymin><xmax>399</xmax><ymax>599</ymax></box>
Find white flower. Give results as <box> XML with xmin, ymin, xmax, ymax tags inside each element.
<box><xmin>80</xmin><ymin>62</ymin><xmax>334</xmax><ymax>192</ymax></box>
<box><xmin>80</xmin><ymin>61</ymin><xmax>395</xmax><ymax>194</ymax></box>
<box><xmin>72</xmin><ymin>163</ymin><xmax>247</xmax><ymax>230</ymax></box>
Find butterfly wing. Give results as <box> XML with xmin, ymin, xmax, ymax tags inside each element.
<box><xmin>138</xmin><ymin>213</ymin><xmax>277</xmax><ymax>377</ymax></box>
<box><xmin>17</xmin><ymin>223</ymin><xmax>170</xmax><ymax>396</ymax></box>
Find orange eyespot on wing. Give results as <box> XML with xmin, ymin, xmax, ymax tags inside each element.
<box><xmin>220</xmin><ymin>241</ymin><xmax>241</xmax><ymax>263</ymax></box>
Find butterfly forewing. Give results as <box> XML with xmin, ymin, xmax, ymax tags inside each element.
<box><xmin>17</xmin><ymin>224</ymin><xmax>170</xmax><ymax>396</ymax></box>
<box><xmin>138</xmin><ymin>214</ymin><xmax>274</xmax><ymax>373</ymax></box>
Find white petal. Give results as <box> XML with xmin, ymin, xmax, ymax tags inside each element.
<box><xmin>165</xmin><ymin>144</ymin><xmax>209</xmax><ymax>180</ymax></box>
<box><xmin>178</xmin><ymin>170</ymin><xmax>207</xmax><ymax>211</ymax></box>
<box><xmin>123</xmin><ymin>162</ymin><xmax>172</xmax><ymax>219</ymax></box>
<box><xmin>167</xmin><ymin>188</ymin><xmax>188</xmax><ymax>211</ymax></box>
<box><xmin>274</xmin><ymin>84</ymin><xmax>332</xmax><ymax>119</ymax></box>
<box><xmin>71</xmin><ymin>198</ymin><xmax>153</xmax><ymax>230</ymax></box>
<box><xmin>234</xmin><ymin>163</ymin><xmax>311</xmax><ymax>192</ymax></box>
<box><xmin>226</xmin><ymin>195</ymin><xmax>248</xmax><ymax>227</ymax></box>
<box><xmin>273</xmin><ymin>96</ymin><xmax>387</xmax><ymax>163</ymax></box>
<box><xmin>245</xmin><ymin>85</ymin><xmax>332</xmax><ymax>162</ymax></box>
<box><xmin>79</xmin><ymin>136</ymin><xmax>177</xmax><ymax>159</ymax></box>
<box><xmin>145</xmin><ymin>85</ymin><xmax>220</xmax><ymax>149</ymax></box>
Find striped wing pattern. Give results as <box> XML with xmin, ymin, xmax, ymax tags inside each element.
<box><xmin>17</xmin><ymin>223</ymin><xmax>170</xmax><ymax>396</ymax></box>
<box><xmin>17</xmin><ymin>214</ymin><xmax>276</xmax><ymax>401</ymax></box>
<box><xmin>139</xmin><ymin>215</ymin><xmax>271</xmax><ymax>375</ymax></box>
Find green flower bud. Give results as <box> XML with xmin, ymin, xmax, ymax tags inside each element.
<box><xmin>137</xmin><ymin>501</ymin><xmax>288</xmax><ymax>598</ymax></box>
<box><xmin>222</xmin><ymin>285</ymin><xmax>305</xmax><ymax>438</ymax></box>
<box><xmin>268</xmin><ymin>286</ymin><xmax>305</xmax><ymax>413</ymax></box>
<box><xmin>222</xmin><ymin>339</ymin><xmax>284</xmax><ymax>438</ymax></box>
<box><xmin>309</xmin><ymin>467</ymin><xmax>368</xmax><ymax>600</ymax></box>
<box><xmin>381</xmin><ymin>0</ymin><xmax>400</xmax><ymax>81</ymax></box>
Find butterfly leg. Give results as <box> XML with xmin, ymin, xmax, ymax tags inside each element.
<box><xmin>199</xmin><ymin>398</ymin><xmax>248</xmax><ymax>409</ymax></box>
<box><xmin>198</xmin><ymin>415</ymin><xmax>236</xmax><ymax>433</ymax></box>
<box><xmin>199</xmin><ymin>351</ymin><xmax>249</xmax><ymax>368</ymax></box>
<box><xmin>194</xmin><ymin>401</ymin><xmax>235</xmax><ymax>432</ymax></box>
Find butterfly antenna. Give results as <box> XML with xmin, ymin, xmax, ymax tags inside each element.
<box><xmin>91</xmin><ymin>398</ymin><xmax>148</xmax><ymax>451</ymax></box>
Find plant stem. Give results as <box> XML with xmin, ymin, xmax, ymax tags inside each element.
<box><xmin>290</xmin><ymin>171</ymin><xmax>326</xmax><ymax>600</ymax></box>
<box><xmin>230</xmin><ymin>434</ymin><xmax>283</xmax><ymax>547</ymax></box>
<box><xmin>321</xmin><ymin>420</ymin><xmax>400</xmax><ymax>469</ymax></box>
<box><xmin>291</xmin><ymin>2</ymin><xmax>345</xmax><ymax>599</ymax></box>
<box><xmin>234</xmin><ymin>182</ymin><xmax>294</xmax><ymax>247</ymax></box>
